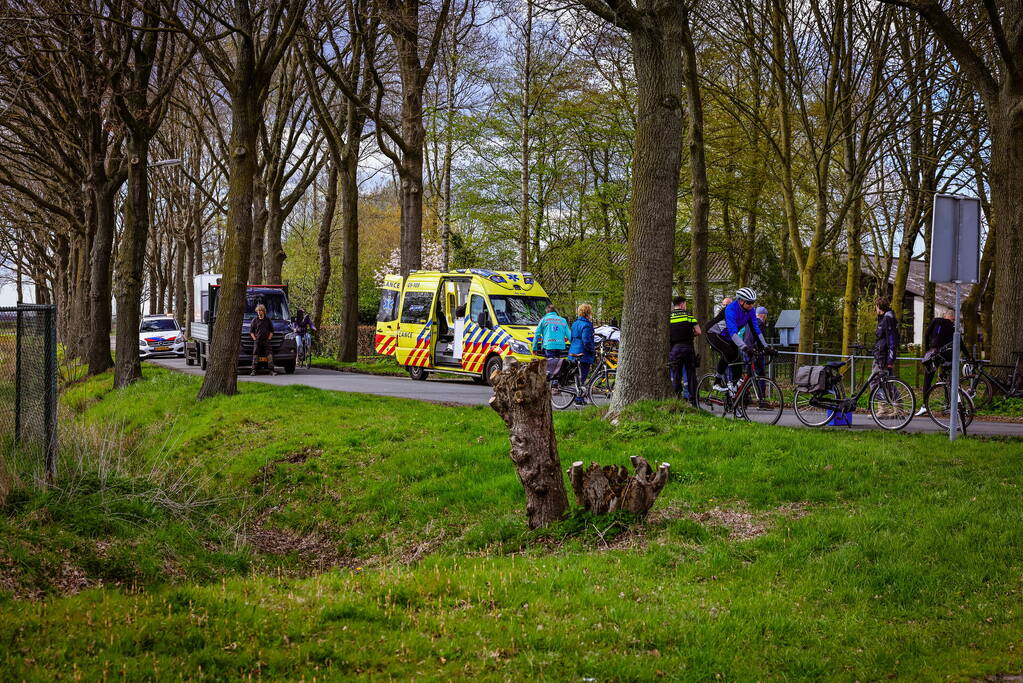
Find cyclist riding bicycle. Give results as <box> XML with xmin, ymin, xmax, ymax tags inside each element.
<box><xmin>291</xmin><ymin>308</ymin><xmax>315</xmax><ymax>360</ymax></box>
<box><xmin>705</xmin><ymin>287</ymin><xmax>770</xmax><ymax>392</ymax></box>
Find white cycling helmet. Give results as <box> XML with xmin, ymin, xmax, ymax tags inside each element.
<box><xmin>735</xmin><ymin>287</ymin><xmax>758</xmax><ymax>303</ymax></box>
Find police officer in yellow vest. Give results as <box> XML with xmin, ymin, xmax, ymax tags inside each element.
<box><xmin>669</xmin><ymin>296</ymin><xmax>702</xmax><ymax>405</ymax></box>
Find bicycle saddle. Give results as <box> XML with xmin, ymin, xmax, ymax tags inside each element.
<box><xmin>825</xmin><ymin>360</ymin><xmax>847</xmax><ymax>368</ymax></box>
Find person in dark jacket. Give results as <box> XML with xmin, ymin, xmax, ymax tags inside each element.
<box><xmin>569</xmin><ymin>303</ymin><xmax>595</xmax><ymax>405</ymax></box>
<box><xmin>916</xmin><ymin>308</ymin><xmax>956</xmax><ymax>415</ymax></box>
<box><xmin>250</xmin><ymin>304</ymin><xmax>276</xmax><ymax>376</ymax></box>
<box><xmin>669</xmin><ymin>296</ymin><xmax>701</xmax><ymax>405</ymax></box>
<box><xmin>873</xmin><ymin>296</ymin><xmax>899</xmax><ymax>372</ymax></box>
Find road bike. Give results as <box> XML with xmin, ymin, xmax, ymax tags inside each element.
<box><xmin>961</xmin><ymin>350</ymin><xmax>1023</xmax><ymax>409</ymax></box>
<box><xmin>696</xmin><ymin>348</ymin><xmax>784</xmax><ymax>425</ymax></box>
<box><xmin>792</xmin><ymin>358</ymin><xmax>915</xmax><ymax>431</ymax></box>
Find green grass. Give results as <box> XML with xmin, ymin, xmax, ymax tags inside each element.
<box><xmin>2</xmin><ymin>368</ymin><xmax>1023</xmax><ymax>679</ymax></box>
<box><xmin>311</xmin><ymin>354</ymin><xmax>407</xmax><ymax>377</ymax></box>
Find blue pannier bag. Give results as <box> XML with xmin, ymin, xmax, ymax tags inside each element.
<box><xmin>827</xmin><ymin>408</ymin><xmax>853</xmax><ymax>427</ymax></box>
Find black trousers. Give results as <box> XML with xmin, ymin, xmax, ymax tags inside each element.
<box><xmin>669</xmin><ymin>343</ymin><xmax>697</xmax><ymax>402</ymax></box>
<box><xmin>707</xmin><ymin>334</ymin><xmax>739</xmax><ymax>380</ymax></box>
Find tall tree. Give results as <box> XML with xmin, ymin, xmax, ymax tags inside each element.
<box><xmin>375</xmin><ymin>0</ymin><xmax>455</xmax><ymax>275</ymax></box>
<box><xmin>165</xmin><ymin>0</ymin><xmax>308</xmax><ymax>398</ymax></box>
<box><xmin>879</xmin><ymin>0</ymin><xmax>1023</xmax><ymax>366</ymax></box>
<box><xmin>303</xmin><ymin>0</ymin><xmax>379</xmax><ymax>361</ymax></box>
<box><xmin>572</xmin><ymin>0</ymin><xmax>688</xmax><ymax>410</ymax></box>
<box><xmin>108</xmin><ymin>0</ymin><xmax>190</xmax><ymax>388</ymax></box>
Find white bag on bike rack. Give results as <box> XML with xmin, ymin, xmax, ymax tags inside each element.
<box><xmin>794</xmin><ymin>365</ymin><xmax>828</xmax><ymax>392</ymax></box>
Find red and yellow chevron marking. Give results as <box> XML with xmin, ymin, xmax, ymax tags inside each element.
<box><xmin>404</xmin><ymin>334</ymin><xmax>432</xmax><ymax>367</ymax></box>
<box><xmin>375</xmin><ymin>334</ymin><xmax>397</xmax><ymax>356</ymax></box>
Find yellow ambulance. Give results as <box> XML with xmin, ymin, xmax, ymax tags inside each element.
<box><xmin>375</xmin><ymin>269</ymin><xmax>551</xmax><ymax>384</ymax></box>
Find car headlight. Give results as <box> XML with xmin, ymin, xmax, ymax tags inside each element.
<box><xmin>510</xmin><ymin>340</ymin><xmax>530</xmax><ymax>355</ymax></box>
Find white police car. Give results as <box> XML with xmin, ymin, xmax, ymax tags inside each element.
<box><xmin>139</xmin><ymin>315</ymin><xmax>185</xmax><ymax>358</ymax></box>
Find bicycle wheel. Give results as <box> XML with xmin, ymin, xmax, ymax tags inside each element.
<box><xmin>587</xmin><ymin>369</ymin><xmax>615</xmax><ymax>407</ymax></box>
<box><xmin>793</xmin><ymin>388</ymin><xmax>841</xmax><ymax>427</ymax></box>
<box><xmin>550</xmin><ymin>380</ymin><xmax>578</xmax><ymax>410</ymax></box>
<box><xmin>964</xmin><ymin>372</ymin><xmax>994</xmax><ymax>410</ymax></box>
<box><xmin>925</xmin><ymin>381</ymin><xmax>975</xmax><ymax>431</ymax></box>
<box><xmin>869</xmin><ymin>377</ymin><xmax>915</xmax><ymax>431</ymax></box>
<box><xmin>696</xmin><ymin>374</ymin><xmax>728</xmax><ymax>416</ymax></box>
<box><xmin>736</xmin><ymin>377</ymin><xmax>783</xmax><ymax>425</ymax></box>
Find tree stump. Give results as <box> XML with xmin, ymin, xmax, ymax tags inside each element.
<box><xmin>568</xmin><ymin>456</ymin><xmax>670</xmax><ymax>516</ymax></box>
<box><xmin>488</xmin><ymin>358</ymin><xmax>569</xmax><ymax>529</ymax></box>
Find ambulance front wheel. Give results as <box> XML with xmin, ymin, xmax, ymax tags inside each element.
<box><xmin>407</xmin><ymin>365</ymin><xmax>429</xmax><ymax>381</ymax></box>
<box><xmin>483</xmin><ymin>355</ymin><xmax>504</xmax><ymax>386</ymax></box>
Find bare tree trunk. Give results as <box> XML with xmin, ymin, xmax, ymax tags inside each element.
<box><xmin>263</xmin><ymin>193</ymin><xmax>285</xmax><ymax>283</ymax></box>
<box><xmin>185</xmin><ymin>230</ymin><xmax>195</xmax><ymax>338</ymax></box>
<box><xmin>198</xmin><ymin>69</ymin><xmax>259</xmax><ymax>399</ymax></box>
<box><xmin>113</xmin><ymin>140</ymin><xmax>151</xmax><ymax>388</ymax></box>
<box><xmin>312</xmin><ymin>163</ymin><xmax>337</xmax><ymax>333</ymax></box>
<box><xmin>841</xmin><ymin>197</ymin><xmax>863</xmax><ymax>354</ymax></box>
<box><xmin>988</xmin><ymin>106</ymin><xmax>1023</xmax><ymax>365</ymax></box>
<box><xmin>488</xmin><ymin>359</ymin><xmax>568</xmax><ymax>529</ymax></box>
<box><xmin>174</xmin><ymin>237</ymin><xmax>186</xmax><ymax>324</ymax></box>
<box><xmin>339</xmin><ymin>148</ymin><xmax>361</xmax><ymax>362</ymax></box>
<box><xmin>681</xmin><ymin>4</ymin><xmax>709</xmax><ymax>346</ymax></box>
<box><xmin>249</xmin><ymin>177</ymin><xmax>267</xmax><ymax>283</ymax></box>
<box><xmin>87</xmin><ymin>182</ymin><xmax>119</xmax><ymax>373</ymax></box>
<box><xmin>609</xmin><ymin>16</ymin><xmax>686</xmax><ymax>411</ymax></box>
<box><xmin>518</xmin><ymin>0</ymin><xmax>533</xmax><ymax>272</ymax></box>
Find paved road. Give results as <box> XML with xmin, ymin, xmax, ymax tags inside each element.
<box><xmin>145</xmin><ymin>356</ymin><xmax>1023</xmax><ymax>437</ymax></box>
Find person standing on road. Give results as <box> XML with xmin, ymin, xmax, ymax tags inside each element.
<box><xmin>872</xmin><ymin>296</ymin><xmax>900</xmax><ymax>414</ymax></box>
<box><xmin>916</xmin><ymin>308</ymin><xmax>956</xmax><ymax>416</ymax></box>
<box><xmin>250</xmin><ymin>304</ymin><xmax>276</xmax><ymax>376</ymax></box>
<box><xmin>669</xmin><ymin>296</ymin><xmax>701</xmax><ymax>405</ymax></box>
<box><xmin>569</xmin><ymin>303</ymin><xmax>595</xmax><ymax>405</ymax></box>
<box><xmin>532</xmin><ymin>304</ymin><xmax>569</xmax><ymax>358</ymax></box>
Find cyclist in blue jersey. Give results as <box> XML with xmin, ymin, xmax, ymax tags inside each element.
<box><xmin>705</xmin><ymin>287</ymin><xmax>770</xmax><ymax>391</ymax></box>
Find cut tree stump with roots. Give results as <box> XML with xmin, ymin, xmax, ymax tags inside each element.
<box><xmin>568</xmin><ymin>456</ymin><xmax>670</xmax><ymax>516</ymax></box>
<box><xmin>489</xmin><ymin>357</ymin><xmax>569</xmax><ymax>529</ymax></box>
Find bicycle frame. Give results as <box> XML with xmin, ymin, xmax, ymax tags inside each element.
<box><xmin>720</xmin><ymin>351</ymin><xmax>773</xmax><ymax>412</ymax></box>
<box><xmin>807</xmin><ymin>367</ymin><xmax>887</xmax><ymax>413</ymax></box>
<box><xmin>968</xmin><ymin>356</ymin><xmax>1023</xmax><ymax>397</ymax></box>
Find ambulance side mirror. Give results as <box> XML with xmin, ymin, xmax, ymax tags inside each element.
<box><xmin>477</xmin><ymin>312</ymin><xmax>492</xmax><ymax>329</ymax></box>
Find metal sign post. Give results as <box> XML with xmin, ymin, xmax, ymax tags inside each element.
<box><xmin>929</xmin><ymin>194</ymin><xmax>980</xmax><ymax>441</ymax></box>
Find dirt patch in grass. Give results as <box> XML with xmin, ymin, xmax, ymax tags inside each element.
<box><xmin>0</xmin><ymin>552</ymin><xmax>99</xmax><ymax>600</ymax></box>
<box><xmin>650</xmin><ymin>500</ymin><xmax>812</xmax><ymax>541</ymax></box>
<box><xmin>252</xmin><ymin>447</ymin><xmax>324</xmax><ymax>485</ymax></box>
<box><xmin>247</xmin><ymin>505</ymin><xmax>354</xmax><ymax>575</ymax></box>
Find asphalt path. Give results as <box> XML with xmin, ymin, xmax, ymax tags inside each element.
<box><xmin>145</xmin><ymin>356</ymin><xmax>1023</xmax><ymax>437</ymax></box>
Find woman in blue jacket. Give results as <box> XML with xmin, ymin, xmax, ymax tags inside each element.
<box><xmin>569</xmin><ymin>303</ymin><xmax>595</xmax><ymax>405</ymax></box>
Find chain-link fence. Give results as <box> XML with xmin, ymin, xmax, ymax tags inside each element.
<box><xmin>0</xmin><ymin>304</ymin><xmax>57</xmax><ymax>478</ymax></box>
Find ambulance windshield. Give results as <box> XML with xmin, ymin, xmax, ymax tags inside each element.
<box><xmin>489</xmin><ymin>296</ymin><xmax>551</xmax><ymax>326</ymax></box>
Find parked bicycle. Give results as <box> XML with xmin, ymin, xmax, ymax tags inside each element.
<box><xmin>792</xmin><ymin>356</ymin><xmax>916</xmax><ymax>431</ymax></box>
<box><xmin>921</xmin><ymin>345</ymin><xmax>975</xmax><ymax>431</ymax></box>
<box><xmin>961</xmin><ymin>350</ymin><xmax>1023</xmax><ymax>409</ymax></box>
<box><xmin>548</xmin><ymin>357</ymin><xmax>587</xmax><ymax>410</ymax></box>
<box><xmin>585</xmin><ymin>339</ymin><xmax>618</xmax><ymax>407</ymax></box>
<box><xmin>696</xmin><ymin>348</ymin><xmax>783</xmax><ymax>425</ymax></box>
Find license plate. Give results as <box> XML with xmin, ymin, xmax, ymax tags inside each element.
<box><xmin>155</xmin><ymin>346</ymin><xmax>170</xmax><ymax>351</ymax></box>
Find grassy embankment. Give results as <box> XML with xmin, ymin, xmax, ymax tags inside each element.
<box><xmin>2</xmin><ymin>368</ymin><xmax>1023</xmax><ymax>679</ymax></box>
